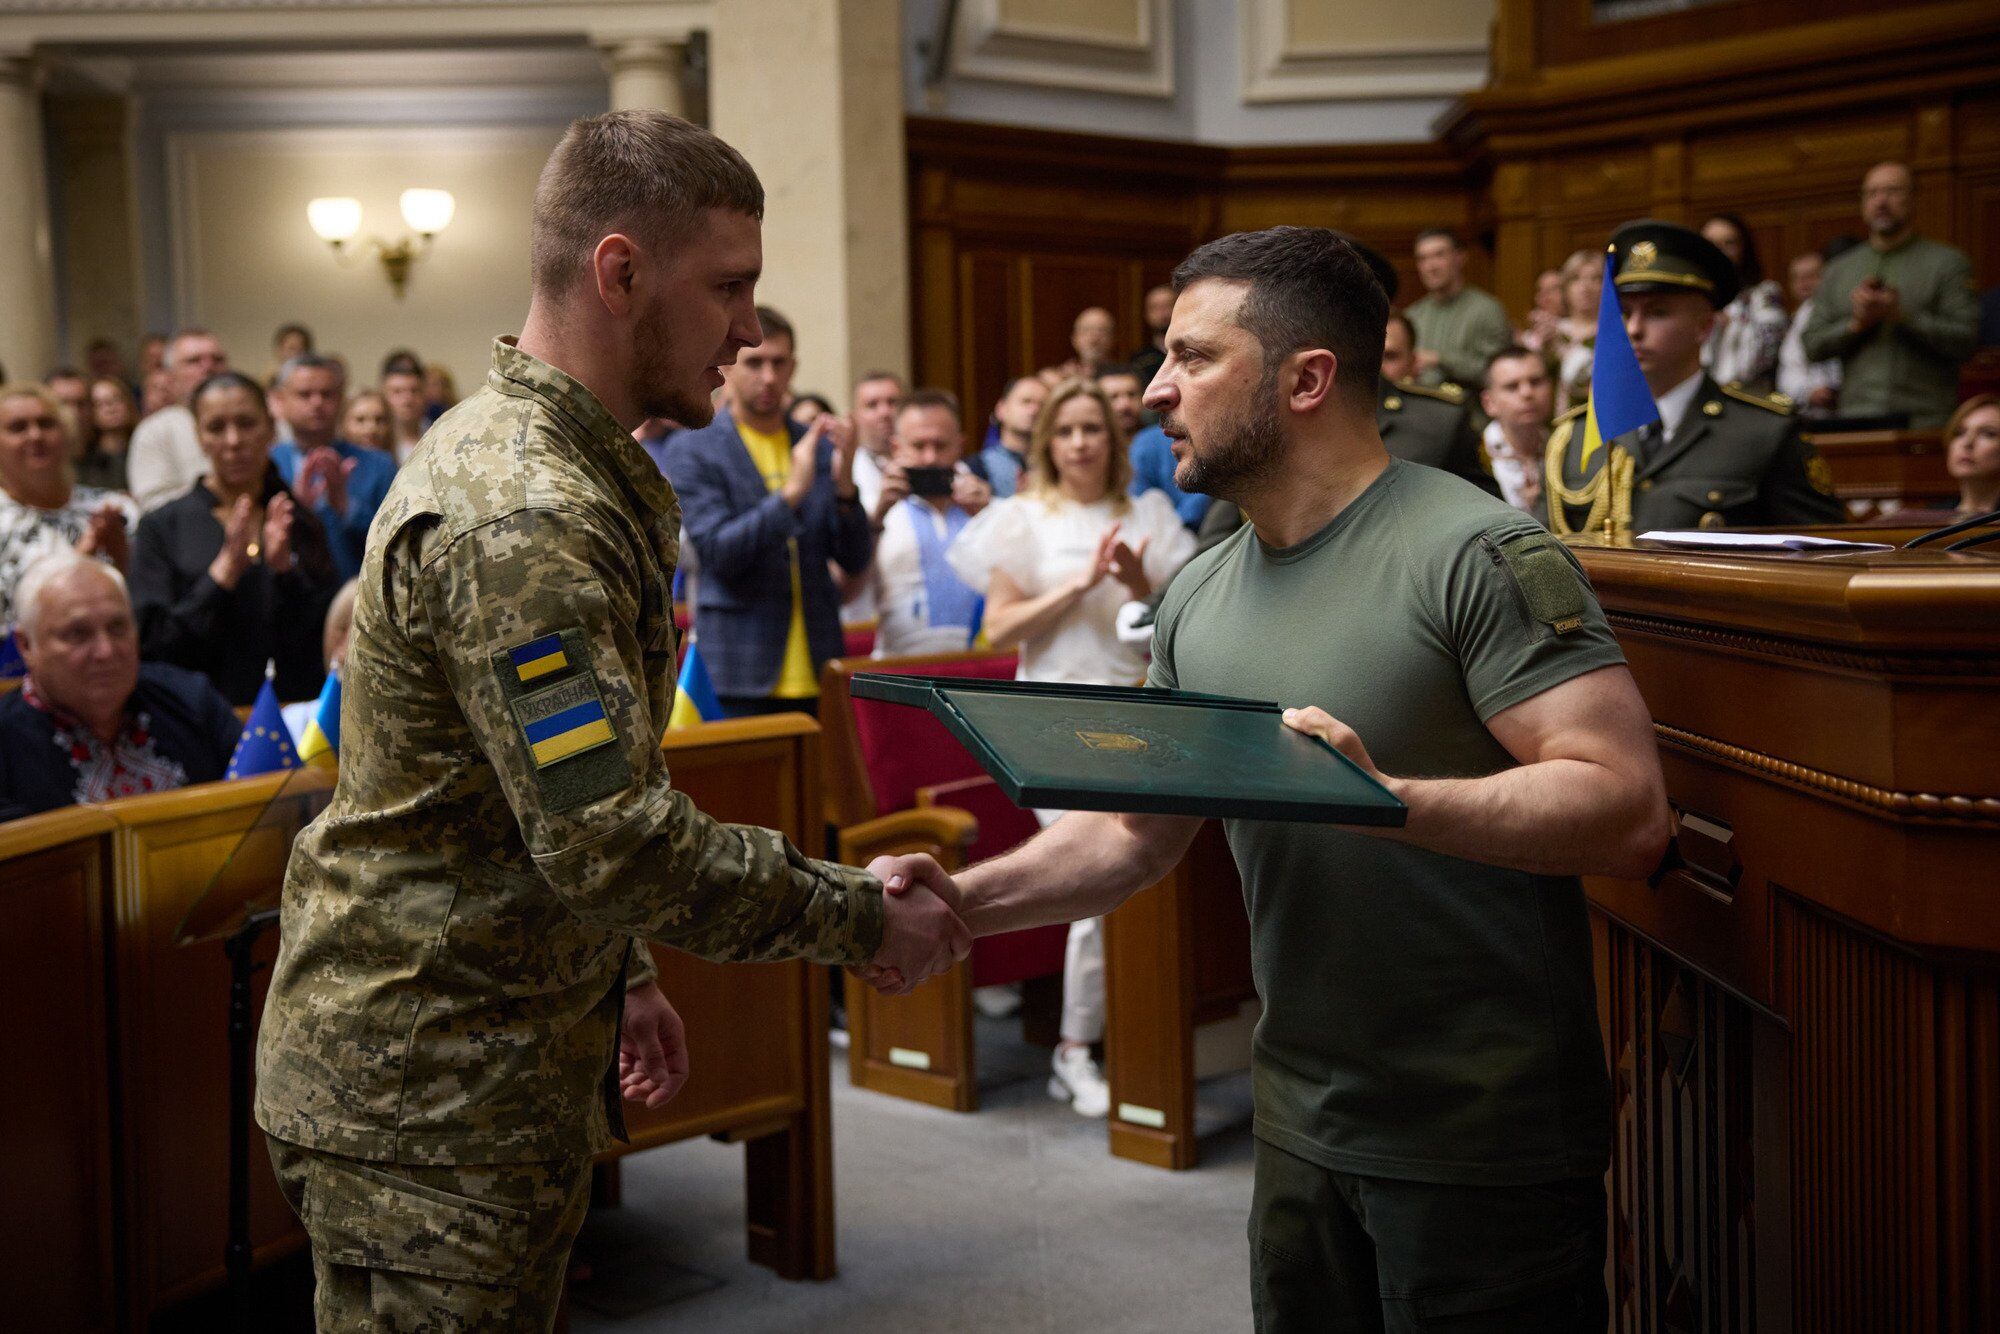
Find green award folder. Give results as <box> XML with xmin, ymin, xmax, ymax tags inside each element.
<box><xmin>850</xmin><ymin>675</ymin><xmax>1406</xmax><ymax>825</ymax></box>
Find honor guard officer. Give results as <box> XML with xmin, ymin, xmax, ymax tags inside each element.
<box><xmin>1544</xmin><ymin>220</ymin><xmax>1845</xmax><ymax>538</ymax></box>
<box><xmin>254</xmin><ymin>111</ymin><xmax>967</xmax><ymax>1331</ymax></box>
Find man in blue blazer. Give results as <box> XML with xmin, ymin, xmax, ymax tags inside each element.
<box><xmin>663</xmin><ymin>307</ymin><xmax>873</xmax><ymax>717</ymax></box>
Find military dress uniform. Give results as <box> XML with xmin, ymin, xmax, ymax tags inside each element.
<box><xmin>256</xmin><ymin>339</ymin><xmax>884</xmax><ymax>1330</ymax></box>
<box><xmin>1543</xmin><ymin>221</ymin><xmax>1845</xmax><ymax>539</ymax></box>
<box><xmin>1379</xmin><ymin>378</ymin><xmax>1499</xmax><ymax>496</ymax></box>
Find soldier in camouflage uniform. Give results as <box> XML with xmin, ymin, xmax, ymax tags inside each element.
<box><xmin>255</xmin><ymin>111</ymin><xmax>969</xmax><ymax>1331</ymax></box>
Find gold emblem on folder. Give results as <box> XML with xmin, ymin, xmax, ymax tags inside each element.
<box><xmin>1076</xmin><ymin>731</ymin><xmax>1149</xmax><ymax>752</ymax></box>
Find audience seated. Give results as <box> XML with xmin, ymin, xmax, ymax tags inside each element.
<box><xmin>1519</xmin><ymin>266</ymin><xmax>1566</xmax><ymax>356</ymax></box>
<box><xmin>130</xmin><ymin>371</ymin><xmax>340</xmax><ymax>706</ymax></box>
<box><xmin>979</xmin><ymin>375</ymin><xmax>1047</xmax><ymax>498</ymax></box>
<box><xmin>268</xmin><ymin>353</ymin><xmax>397</xmax><ymax>579</ymax></box>
<box><xmin>80</xmin><ymin>376</ymin><xmax>138</xmax><ymax>492</ymax></box>
<box><xmin>1128</xmin><ymin>283</ymin><xmax>1174</xmax><ymax>390</ymax></box>
<box><xmin>339</xmin><ymin>390</ymin><xmax>393</xmax><ymax>454</ymax></box>
<box><xmin>1888</xmin><ymin>394</ymin><xmax>2000</xmax><ymax>525</ymax></box>
<box><xmin>382</xmin><ymin>359</ymin><xmax>430</xmax><ymax>464</ymax></box>
<box><xmin>1046</xmin><ymin>306</ymin><xmax>1116</xmax><ymax>382</ymax></box>
<box><xmin>1547</xmin><ymin>248</ymin><xmax>1601</xmax><ymax>412</ymax></box>
<box><xmin>662</xmin><ymin>306</ymin><xmax>873</xmax><ymax>719</ymax></box>
<box><xmin>0</xmin><ymin>383</ymin><xmax>138</xmax><ymax>631</ymax></box>
<box><xmin>1777</xmin><ymin>239</ymin><xmax>1856</xmax><ymax>416</ymax></box>
<box><xmin>1479</xmin><ymin>346</ymin><xmax>1552</xmax><ymax>514</ymax></box>
<box><xmin>1801</xmin><ymin>161</ymin><xmax>1979</xmax><ymax>428</ymax></box>
<box><xmin>1404</xmin><ymin>227</ymin><xmax>1513</xmax><ymax>392</ymax></box>
<box><xmin>1700</xmin><ymin>213</ymin><xmax>1788</xmax><ymax>393</ymax></box>
<box><xmin>947</xmin><ymin>376</ymin><xmax>1195</xmax><ymax>1117</ymax></box>
<box><xmin>0</xmin><ymin>549</ymin><xmax>240</xmax><ymax>822</ymax></box>
<box><xmin>868</xmin><ymin>389</ymin><xmax>992</xmax><ymax>657</ymax></box>
<box><xmin>283</xmin><ymin>578</ymin><xmax>359</xmax><ymax>747</ymax></box>
<box><xmin>847</xmin><ymin>370</ymin><xmax>906</xmax><ymax>515</ymax></box>
<box><xmin>128</xmin><ymin>327</ymin><xmax>229</xmax><ymax>511</ymax></box>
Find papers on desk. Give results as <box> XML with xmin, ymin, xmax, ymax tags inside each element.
<box><xmin>1637</xmin><ymin>530</ymin><xmax>1895</xmax><ymax>553</ymax></box>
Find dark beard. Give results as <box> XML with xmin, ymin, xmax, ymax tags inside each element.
<box><xmin>634</xmin><ymin>305</ymin><xmax>717</xmax><ymax>428</ymax></box>
<box><xmin>1173</xmin><ymin>362</ymin><xmax>1284</xmax><ymax>499</ymax></box>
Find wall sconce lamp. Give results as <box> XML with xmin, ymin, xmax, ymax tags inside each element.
<box><xmin>306</xmin><ymin>189</ymin><xmax>456</xmax><ymax>298</ymax></box>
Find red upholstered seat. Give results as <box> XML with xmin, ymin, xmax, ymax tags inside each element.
<box><xmin>842</xmin><ymin>622</ymin><xmax>878</xmax><ymax>659</ymax></box>
<box><xmin>846</xmin><ymin>652</ymin><xmax>1065</xmax><ymax>990</ymax></box>
<box><xmin>850</xmin><ymin>652</ymin><xmax>1017</xmax><ymax>814</ymax></box>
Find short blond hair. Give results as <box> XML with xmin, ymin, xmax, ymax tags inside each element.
<box><xmin>1023</xmin><ymin>378</ymin><xmax>1131</xmax><ymax>512</ymax></box>
<box><xmin>531</xmin><ymin>110</ymin><xmax>764</xmax><ymax>298</ymax></box>
<box><xmin>0</xmin><ymin>383</ymin><xmax>76</xmax><ymax>476</ymax></box>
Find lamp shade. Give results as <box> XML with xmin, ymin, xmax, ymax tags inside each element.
<box><xmin>306</xmin><ymin>196</ymin><xmax>362</xmax><ymax>243</ymax></box>
<box><xmin>399</xmin><ymin>188</ymin><xmax>456</xmax><ymax>236</ymax></box>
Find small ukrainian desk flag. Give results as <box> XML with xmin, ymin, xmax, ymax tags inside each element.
<box><xmin>668</xmin><ymin>640</ymin><xmax>721</xmax><ymax>730</ymax></box>
<box><xmin>1578</xmin><ymin>248</ymin><xmax>1660</xmax><ymax>471</ymax></box>
<box><xmin>298</xmin><ymin>670</ymin><xmax>341</xmax><ymax>770</ymax></box>
<box><xmin>228</xmin><ymin>674</ymin><xmax>302</xmax><ymax>779</ymax></box>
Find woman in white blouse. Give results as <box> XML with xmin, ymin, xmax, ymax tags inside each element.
<box><xmin>1700</xmin><ymin>213</ymin><xmax>1789</xmax><ymax>393</ymax></box>
<box><xmin>949</xmin><ymin>377</ymin><xmax>1195</xmax><ymax>1117</ymax></box>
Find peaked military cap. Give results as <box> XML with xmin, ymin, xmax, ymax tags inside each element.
<box><xmin>1609</xmin><ymin>220</ymin><xmax>1739</xmax><ymax>310</ymax></box>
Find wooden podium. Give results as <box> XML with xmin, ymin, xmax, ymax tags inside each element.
<box><xmin>1569</xmin><ymin>534</ymin><xmax>1999</xmax><ymax>1334</ymax></box>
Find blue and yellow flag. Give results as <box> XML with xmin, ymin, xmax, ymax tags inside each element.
<box><xmin>509</xmin><ymin>633</ymin><xmax>570</xmax><ymax>684</ymax></box>
<box><xmin>1579</xmin><ymin>250</ymin><xmax>1660</xmax><ymax>471</ymax></box>
<box><xmin>228</xmin><ymin>678</ymin><xmax>302</xmax><ymax>778</ymax></box>
<box><xmin>668</xmin><ymin>640</ymin><xmax>721</xmax><ymax>730</ymax></box>
<box><xmin>298</xmin><ymin>669</ymin><xmax>341</xmax><ymax>770</ymax></box>
<box><xmin>0</xmin><ymin>629</ymin><xmax>23</xmax><ymax>678</ymax></box>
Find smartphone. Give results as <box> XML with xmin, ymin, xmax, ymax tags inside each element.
<box><xmin>906</xmin><ymin>465</ymin><xmax>956</xmax><ymax>498</ymax></box>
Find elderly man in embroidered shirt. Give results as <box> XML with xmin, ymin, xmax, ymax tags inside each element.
<box><xmin>0</xmin><ymin>549</ymin><xmax>241</xmax><ymax>821</ymax></box>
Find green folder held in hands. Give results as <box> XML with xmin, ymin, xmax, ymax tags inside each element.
<box><xmin>850</xmin><ymin>675</ymin><xmax>1406</xmax><ymax>825</ymax></box>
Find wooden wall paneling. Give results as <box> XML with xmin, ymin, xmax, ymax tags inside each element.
<box><xmin>0</xmin><ymin>808</ymin><xmax>119</xmax><ymax>1332</ymax></box>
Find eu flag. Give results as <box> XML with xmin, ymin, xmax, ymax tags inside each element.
<box><xmin>0</xmin><ymin>630</ymin><xmax>23</xmax><ymax>679</ymax></box>
<box><xmin>668</xmin><ymin>639</ymin><xmax>722</xmax><ymax>730</ymax></box>
<box><xmin>1579</xmin><ymin>250</ymin><xmax>1660</xmax><ymax>471</ymax></box>
<box><xmin>228</xmin><ymin>679</ymin><xmax>303</xmax><ymax>778</ymax></box>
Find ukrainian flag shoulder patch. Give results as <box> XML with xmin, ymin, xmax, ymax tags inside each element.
<box><xmin>513</xmin><ymin>675</ymin><xmax>616</xmax><ymax>768</ymax></box>
<box><xmin>510</xmin><ymin>633</ymin><xmax>570</xmax><ymax>683</ymax></box>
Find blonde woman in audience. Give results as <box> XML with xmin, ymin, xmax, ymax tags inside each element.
<box><xmin>948</xmin><ymin>376</ymin><xmax>1195</xmax><ymax>1117</ymax></box>
<box><xmin>80</xmin><ymin>376</ymin><xmax>140</xmax><ymax>492</ymax></box>
<box><xmin>1519</xmin><ymin>266</ymin><xmax>1566</xmax><ymax>355</ymax></box>
<box><xmin>284</xmin><ymin>578</ymin><xmax>360</xmax><ymax>747</ymax></box>
<box><xmin>1548</xmin><ymin>248</ymin><xmax>1602</xmax><ymax>412</ymax></box>
<box><xmin>0</xmin><ymin>383</ymin><xmax>138</xmax><ymax>631</ymax></box>
<box><xmin>423</xmin><ymin>362</ymin><xmax>459</xmax><ymax>419</ymax></box>
<box><xmin>340</xmin><ymin>390</ymin><xmax>394</xmax><ymax>454</ymax></box>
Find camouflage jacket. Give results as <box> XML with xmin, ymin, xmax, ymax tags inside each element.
<box><xmin>256</xmin><ymin>339</ymin><xmax>884</xmax><ymax>1165</ymax></box>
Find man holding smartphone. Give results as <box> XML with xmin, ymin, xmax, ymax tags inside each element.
<box><xmin>868</xmin><ymin>388</ymin><xmax>993</xmax><ymax>656</ymax></box>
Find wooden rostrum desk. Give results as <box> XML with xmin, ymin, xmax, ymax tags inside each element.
<box><xmin>1567</xmin><ymin>534</ymin><xmax>1999</xmax><ymax>1334</ymax></box>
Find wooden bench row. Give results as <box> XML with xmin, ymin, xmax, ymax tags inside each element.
<box><xmin>1</xmin><ymin>714</ymin><xmax>841</xmax><ymax>1331</ymax></box>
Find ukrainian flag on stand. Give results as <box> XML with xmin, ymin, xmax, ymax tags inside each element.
<box><xmin>668</xmin><ymin>639</ymin><xmax>722</xmax><ymax>729</ymax></box>
<box><xmin>228</xmin><ymin>675</ymin><xmax>303</xmax><ymax>778</ymax></box>
<box><xmin>298</xmin><ymin>670</ymin><xmax>341</xmax><ymax>770</ymax></box>
<box><xmin>1578</xmin><ymin>248</ymin><xmax>1661</xmax><ymax>471</ymax></box>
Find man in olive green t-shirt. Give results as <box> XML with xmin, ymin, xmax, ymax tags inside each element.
<box><xmin>866</xmin><ymin>227</ymin><xmax>1671</xmax><ymax>1332</ymax></box>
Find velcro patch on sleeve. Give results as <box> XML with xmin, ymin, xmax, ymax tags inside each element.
<box><xmin>1492</xmin><ymin>529</ymin><xmax>1590</xmax><ymax>634</ymax></box>
<box><xmin>495</xmin><ymin>627</ymin><xmax>632</xmax><ymax>812</ymax></box>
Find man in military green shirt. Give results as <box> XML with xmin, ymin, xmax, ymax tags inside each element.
<box><xmin>255</xmin><ymin>111</ymin><xmax>968</xmax><ymax>1330</ymax></box>
<box><xmin>1545</xmin><ymin>220</ymin><xmax>1846</xmax><ymax>538</ymax></box>
<box><xmin>1404</xmin><ymin>227</ymin><xmax>1515</xmax><ymax>393</ymax></box>
<box><xmin>878</xmin><ymin>226</ymin><xmax>1672</xmax><ymax>1331</ymax></box>
<box><xmin>1800</xmin><ymin>160</ymin><xmax>1979</xmax><ymax>429</ymax></box>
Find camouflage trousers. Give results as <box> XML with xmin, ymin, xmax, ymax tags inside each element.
<box><xmin>268</xmin><ymin>1137</ymin><xmax>592</xmax><ymax>1333</ymax></box>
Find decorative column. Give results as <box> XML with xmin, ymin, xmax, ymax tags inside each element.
<box><xmin>0</xmin><ymin>52</ymin><xmax>58</xmax><ymax>383</ymax></box>
<box><xmin>710</xmin><ymin>0</ymin><xmax>910</xmax><ymax>397</ymax></box>
<box><xmin>601</xmin><ymin>38</ymin><xmax>689</xmax><ymax>117</ymax></box>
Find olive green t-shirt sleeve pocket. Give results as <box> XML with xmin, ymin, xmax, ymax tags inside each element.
<box><xmin>1449</xmin><ymin>523</ymin><xmax>1627</xmax><ymax>723</ymax></box>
